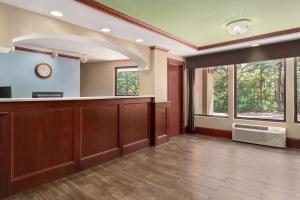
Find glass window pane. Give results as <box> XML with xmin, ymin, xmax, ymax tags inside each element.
<box><xmin>194</xmin><ymin>66</ymin><xmax>228</xmax><ymax>117</ymax></box>
<box><xmin>116</xmin><ymin>67</ymin><xmax>139</xmax><ymax>96</ymax></box>
<box><xmin>236</xmin><ymin>59</ymin><xmax>285</xmax><ymax>121</ymax></box>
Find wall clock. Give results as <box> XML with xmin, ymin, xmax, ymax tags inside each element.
<box><xmin>35</xmin><ymin>63</ymin><xmax>52</xmax><ymax>78</ymax></box>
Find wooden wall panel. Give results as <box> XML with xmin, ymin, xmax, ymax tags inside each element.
<box><xmin>10</xmin><ymin>106</ymin><xmax>77</xmax><ymax>193</ymax></box>
<box><xmin>80</xmin><ymin>104</ymin><xmax>120</xmax><ymax>169</ymax></box>
<box><xmin>194</xmin><ymin>127</ymin><xmax>232</xmax><ymax>139</ymax></box>
<box><xmin>154</xmin><ymin>102</ymin><xmax>171</xmax><ymax>145</ymax></box>
<box><xmin>0</xmin><ymin>97</ymin><xmax>155</xmax><ymax>199</ymax></box>
<box><xmin>0</xmin><ymin>105</ymin><xmax>11</xmax><ymax>199</ymax></box>
<box><xmin>121</xmin><ymin>102</ymin><xmax>150</xmax><ymax>154</ymax></box>
<box><xmin>12</xmin><ymin>108</ymin><xmax>75</xmax><ymax>179</ymax></box>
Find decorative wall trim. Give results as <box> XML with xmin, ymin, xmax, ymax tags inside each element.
<box><xmin>193</xmin><ymin>126</ymin><xmax>300</xmax><ymax>149</ymax></box>
<box><xmin>168</xmin><ymin>58</ymin><xmax>186</xmax><ymax>66</ymax></box>
<box><xmin>286</xmin><ymin>138</ymin><xmax>300</xmax><ymax>149</ymax></box>
<box><xmin>15</xmin><ymin>47</ymin><xmax>80</xmax><ymax>60</ymax></box>
<box><xmin>75</xmin><ymin>1</ymin><xmax>300</xmax><ymax>52</ymax></box>
<box><xmin>75</xmin><ymin>0</ymin><xmax>199</xmax><ymax>50</ymax></box>
<box><xmin>195</xmin><ymin>127</ymin><xmax>232</xmax><ymax>139</ymax></box>
<box><xmin>123</xmin><ymin>138</ymin><xmax>150</xmax><ymax>155</ymax></box>
<box><xmin>150</xmin><ymin>46</ymin><xmax>170</xmax><ymax>52</ymax></box>
<box><xmin>154</xmin><ymin>102</ymin><xmax>171</xmax><ymax>145</ymax></box>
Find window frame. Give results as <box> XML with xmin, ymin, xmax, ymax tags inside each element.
<box><xmin>193</xmin><ymin>66</ymin><xmax>229</xmax><ymax>118</ymax></box>
<box><xmin>234</xmin><ymin>59</ymin><xmax>287</xmax><ymax>122</ymax></box>
<box><xmin>114</xmin><ymin>66</ymin><xmax>139</xmax><ymax>96</ymax></box>
<box><xmin>295</xmin><ymin>58</ymin><xmax>299</xmax><ymax>123</ymax></box>
<box><xmin>194</xmin><ymin>114</ymin><xmax>228</xmax><ymax>119</ymax></box>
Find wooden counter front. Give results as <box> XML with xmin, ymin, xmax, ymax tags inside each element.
<box><xmin>0</xmin><ymin>97</ymin><xmax>154</xmax><ymax>199</ymax></box>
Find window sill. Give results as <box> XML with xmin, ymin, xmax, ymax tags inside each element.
<box><xmin>234</xmin><ymin>116</ymin><xmax>286</xmax><ymax>122</ymax></box>
<box><xmin>115</xmin><ymin>95</ymin><xmax>139</xmax><ymax>96</ymax></box>
<box><xmin>194</xmin><ymin>114</ymin><xmax>228</xmax><ymax>119</ymax></box>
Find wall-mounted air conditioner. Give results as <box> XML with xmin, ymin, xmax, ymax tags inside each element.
<box><xmin>232</xmin><ymin>123</ymin><xmax>286</xmax><ymax>148</ymax></box>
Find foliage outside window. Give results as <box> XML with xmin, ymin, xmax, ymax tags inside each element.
<box><xmin>235</xmin><ymin>59</ymin><xmax>285</xmax><ymax>121</ymax></box>
<box><xmin>296</xmin><ymin>57</ymin><xmax>300</xmax><ymax>122</ymax></box>
<box><xmin>194</xmin><ymin>66</ymin><xmax>228</xmax><ymax>117</ymax></box>
<box><xmin>115</xmin><ymin>67</ymin><xmax>139</xmax><ymax>96</ymax></box>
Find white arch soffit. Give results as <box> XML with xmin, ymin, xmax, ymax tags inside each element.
<box><xmin>12</xmin><ymin>34</ymin><xmax>149</xmax><ymax>70</ymax></box>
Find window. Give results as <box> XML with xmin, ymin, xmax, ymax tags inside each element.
<box><xmin>296</xmin><ymin>57</ymin><xmax>300</xmax><ymax>122</ymax></box>
<box><xmin>115</xmin><ymin>67</ymin><xmax>139</xmax><ymax>96</ymax></box>
<box><xmin>235</xmin><ymin>59</ymin><xmax>285</xmax><ymax>121</ymax></box>
<box><xmin>194</xmin><ymin>66</ymin><xmax>228</xmax><ymax>117</ymax></box>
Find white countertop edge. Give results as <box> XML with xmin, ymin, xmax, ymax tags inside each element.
<box><xmin>0</xmin><ymin>95</ymin><xmax>155</xmax><ymax>102</ymax></box>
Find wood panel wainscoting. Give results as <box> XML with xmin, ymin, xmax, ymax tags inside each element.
<box><xmin>154</xmin><ymin>102</ymin><xmax>171</xmax><ymax>145</ymax></box>
<box><xmin>192</xmin><ymin>126</ymin><xmax>300</xmax><ymax>149</ymax></box>
<box><xmin>0</xmin><ymin>97</ymin><xmax>155</xmax><ymax>199</ymax></box>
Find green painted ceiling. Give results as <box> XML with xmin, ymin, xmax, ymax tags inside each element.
<box><xmin>95</xmin><ymin>0</ymin><xmax>300</xmax><ymax>47</ymax></box>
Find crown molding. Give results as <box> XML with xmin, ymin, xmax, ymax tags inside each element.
<box><xmin>75</xmin><ymin>0</ymin><xmax>300</xmax><ymax>53</ymax></box>
<box><xmin>75</xmin><ymin>0</ymin><xmax>199</xmax><ymax>50</ymax></box>
<box><xmin>15</xmin><ymin>46</ymin><xmax>80</xmax><ymax>60</ymax></box>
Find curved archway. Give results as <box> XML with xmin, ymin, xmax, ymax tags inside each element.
<box><xmin>12</xmin><ymin>34</ymin><xmax>149</xmax><ymax>70</ymax></box>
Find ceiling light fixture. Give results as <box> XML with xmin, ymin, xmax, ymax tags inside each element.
<box><xmin>226</xmin><ymin>19</ymin><xmax>251</xmax><ymax>35</ymax></box>
<box><xmin>136</xmin><ymin>39</ymin><xmax>144</xmax><ymax>43</ymax></box>
<box><xmin>9</xmin><ymin>46</ymin><xmax>15</xmax><ymax>53</ymax></box>
<box><xmin>50</xmin><ymin>10</ymin><xmax>64</xmax><ymax>17</ymax></box>
<box><xmin>80</xmin><ymin>56</ymin><xmax>88</xmax><ymax>63</ymax></box>
<box><xmin>51</xmin><ymin>50</ymin><xmax>59</xmax><ymax>58</ymax></box>
<box><xmin>251</xmin><ymin>43</ymin><xmax>260</xmax><ymax>47</ymax></box>
<box><xmin>101</xmin><ymin>28</ymin><xmax>111</xmax><ymax>33</ymax></box>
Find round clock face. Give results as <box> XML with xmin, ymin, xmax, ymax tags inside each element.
<box><xmin>35</xmin><ymin>63</ymin><xmax>52</xmax><ymax>78</ymax></box>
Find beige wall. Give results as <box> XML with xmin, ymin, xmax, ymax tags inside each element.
<box><xmin>0</xmin><ymin>5</ymin><xmax>9</xmax><ymax>51</ymax></box>
<box><xmin>152</xmin><ymin>49</ymin><xmax>168</xmax><ymax>102</ymax></box>
<box><xmin>193</xmin><ymin>57</ymin><xmax>300</xmax><ymax>139</ymax></box>
<box><xmin>81</xmin><ymin>50</ymin><xmax>184</xmax><ymax>101</ymax></box>
<box><xmin>81</xmin><ymin>60</ymin><xmax>131</xmax><ymax>96</ymax></box>
<box><xmin>81</xmin><ymin>60</ymin><xmax>156</xmax><ymax>96</ymax></box>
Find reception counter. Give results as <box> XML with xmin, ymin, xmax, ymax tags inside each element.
<box><xmin>0</xmin><ymin>96</ymin><xmax>170</xmax><ymax>199</ymax></box>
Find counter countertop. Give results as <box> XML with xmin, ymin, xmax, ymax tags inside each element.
<box><xmin>0</xmin><ymin>95</ymin><xmax>154</xmax><ymax>102</ymax></box>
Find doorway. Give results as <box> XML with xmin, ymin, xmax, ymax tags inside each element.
<box><xmin>167</xmin><ymin>58</ymin><xmax>184</xmax><ymax>137</ymax></box>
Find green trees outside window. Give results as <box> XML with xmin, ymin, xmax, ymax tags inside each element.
<box><xmin>235</xmin><ymin>59</ymin><xmax>285</xmax><ymax>121</ymax></box>
<box><xmin>213</xmin><ymin>66</ymin><xmax>229</xmax><ymax>115</ymax></box>
<box><xmin>194</xmin><ymin>66</ymin><xmax>228</xmax><ymax>117</ymax></box>
<box><xmin>115</xmin><ymin>67</ymin><xmax>139</xmax><ymax>96</ymax></box>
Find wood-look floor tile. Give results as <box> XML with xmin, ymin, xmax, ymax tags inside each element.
<box><xmin>5</xmin><ymin>135</ymin><xmax>300</xmax><ymax>200</ymax></box>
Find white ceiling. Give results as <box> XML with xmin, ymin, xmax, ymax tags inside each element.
<box><xmin>1</xmin><ymin>0</ymin><xmax>300</xmax><ymax>58</ymax></box>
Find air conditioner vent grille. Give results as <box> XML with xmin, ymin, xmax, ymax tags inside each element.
<box><xmin>232</xmin><ymin>123</ymin><xmax>286</xmax><ymax>148</ymax></box>
<box><xmin>234</xmin><ymin>124</ymin><xmax>268</xmax><ymax>131</ymax></box>
<box><xmin>234</xmin><ymin>129</ymin><xmax>281</xmax><ymax>143</ymax></box>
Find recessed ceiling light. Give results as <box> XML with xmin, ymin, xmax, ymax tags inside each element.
<box><xmin>50</xmin><ymin>10</ymin><xmax>63</xmax><ymax>17</ymax></box>
<box><xmin>101</xmin><ymin>28</ymin><xmax>111</xmax><ymax>33</ymax></box>
<box><xmin>251</xmin><ymin>43</ymin><xmax>260</xmax><ymax>47</ymax></box>
<box><xmin>226</xmin><ymin>19</ymin><xmax>251</xmax><ymax>35</ymax></box>
<box><xmin>136</xmin><ymin>39</ymin><xmax>144</xmax><ymax>43</ymax></box>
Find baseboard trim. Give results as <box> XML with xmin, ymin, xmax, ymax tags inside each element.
<box><xmin>195</xmin><ymin>127</ymin><xmax>232</xmax><ymax>139</ymax></box>
<box><xmin>286</xmin><ymin>138</ymin><xmax>300</xmax><ymax>150</ymax></box>
<box><xmin>193</xmin><ymin>126</ymin><xmax>300</xmax><ymax>150</ymax></box>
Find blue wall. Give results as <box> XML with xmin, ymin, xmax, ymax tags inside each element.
<box><xmin>0</xmin><ymin>51</ymin><xmax>80</xmax><ymax>97</ymax></box>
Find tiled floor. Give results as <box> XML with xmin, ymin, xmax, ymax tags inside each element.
<box><xmin>6</xmin><ymin>134</ymin><xmax>300</xmax><ymax>200</ymax></box>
